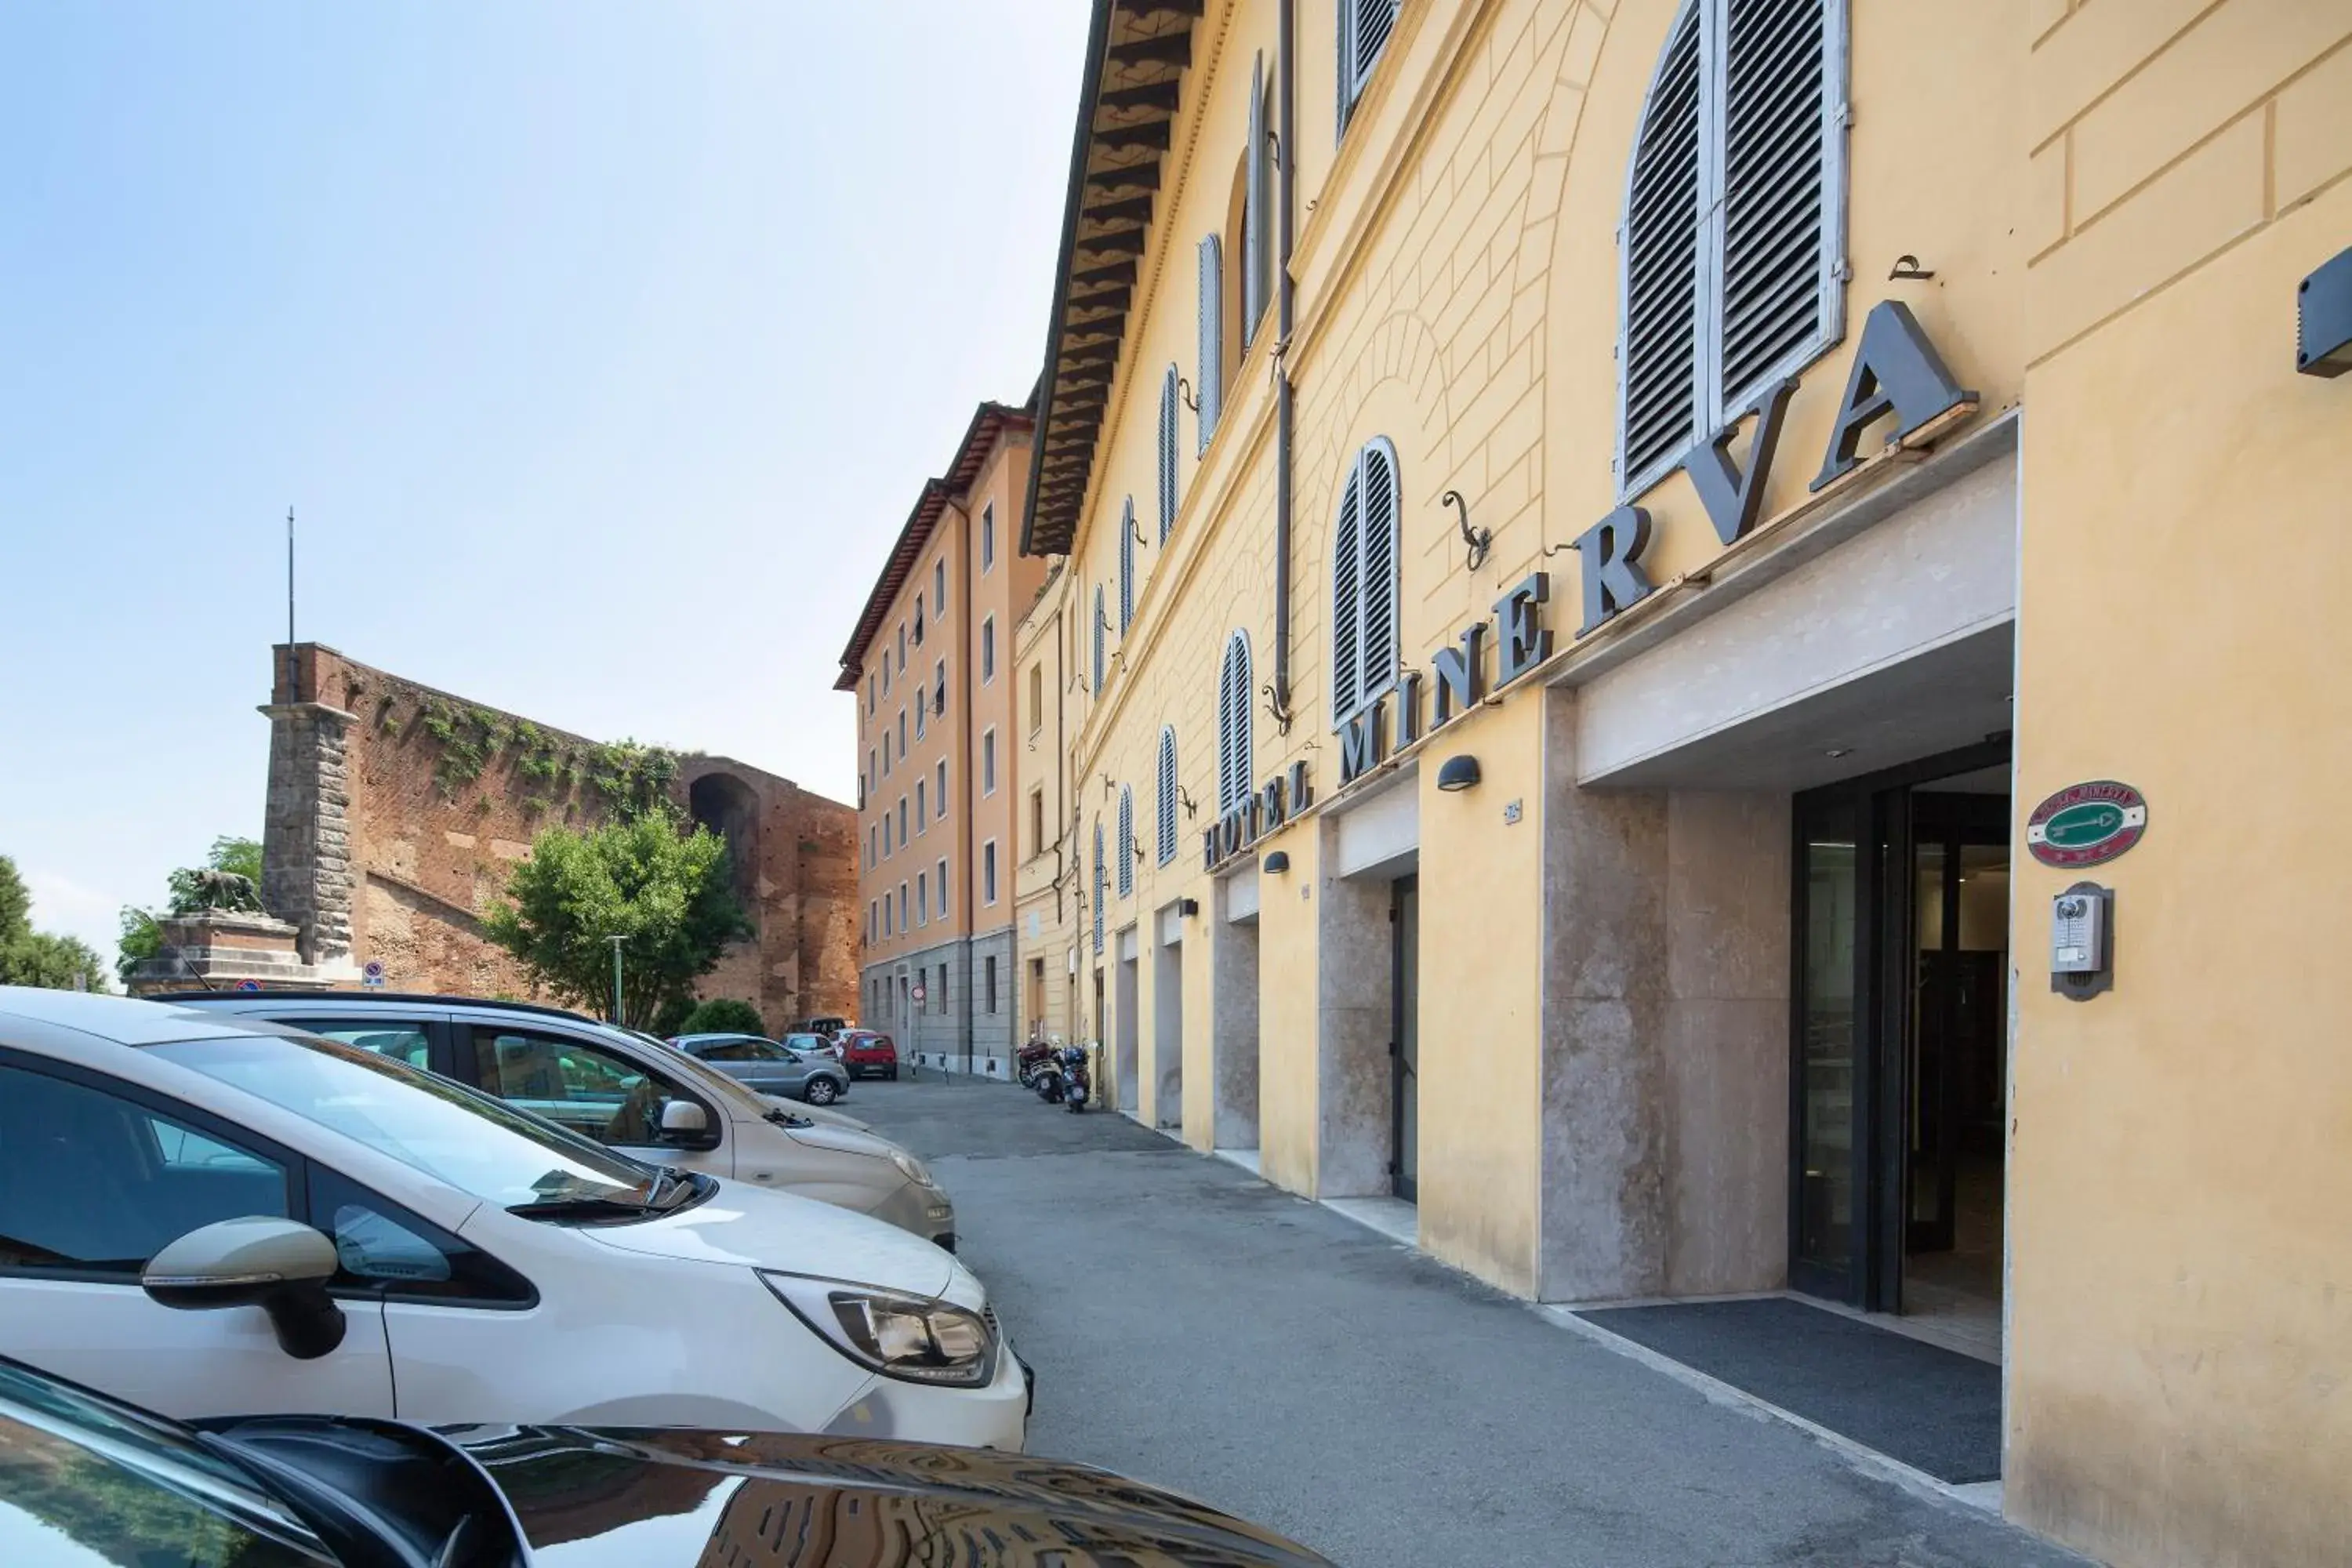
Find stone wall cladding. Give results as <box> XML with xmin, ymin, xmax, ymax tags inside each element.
<box><xmin>263</xmin><ymin>644</ymin><xmax>855</xmax><ymax>1021</ymax></box>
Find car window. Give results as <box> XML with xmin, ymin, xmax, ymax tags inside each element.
<box><xmin>0</xmin><ymin>1064</ymin><xmax>292</xmax><ymax>1276</ymax></box>
<box><xmin>0</xmin><ymin>1362</ymin><xmax>327</xmax><ymax>1566</ymax></box>
<box><xmin>147</xmin><ymin>1033</ymin><xmax>658</xmax><ymax>1212</ymax></box>
<box><xmin>783</xmin><ymin>1035</ymin><xmax>826</xmax><ymax>1054</ymax></box>
<box><xmin>471</xmin><ymin>1028</ymin><xmax>706</xmax><ymax>1149</ymax></box>
<box><xmin>280</xmin><ymin>1019</ymin><xmax>434</xmax><ymax>1071</ymax></box>
<box><xmin>306</xmin><ymin>1166</ymin><xmax>532</xmax><ymax>1305</ymax></box>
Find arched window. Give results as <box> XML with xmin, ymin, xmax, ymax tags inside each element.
<box><xmin>1618</xmin><ymin>0</ymin><xmax>1846</xmax><ymax>499</ymax></box>
<box><xmin>1218</xmin><ymin>631</ymin><xmax>1254</xmax><ymax>815</ymax></box>
<box><xmin>1330</xmin><ymin>437</ymin><xmax>1400</xmax><ymax>728</ymax></box>
<box><xmin>1157</xmin><ymin>365</ymin><xmax>1180</xmax><ymax>543</ymax></box>
<box><xmin>1155</xmin><ymin>727</ymin><xmax>1179</xmax><ymax>866</ymax></box>
<box><xmin>1091</xmin><ymin>821</ymin><xmax>1106</xmax><ymax>954</ymax></box>
<box><xmin>1116</xmin><ymin>786</ymin><xmax>1134</xmax><ymax>898</ymax></box>
<box><xmin>1118</xmin><ymin>497</ymin><xmax>1136</xmax><ymax>633</ymax></box>
<box><xmin>1091</xmin><ymin>584</ymin><xmax>1106</xmax><ymax>694</ymax></box>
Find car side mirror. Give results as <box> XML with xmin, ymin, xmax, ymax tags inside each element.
<box><xmin>142</xmin><ymin>1217</ymin><xmax>347</xmax><ymax>1361</ymax></box>
<box><xmin>659</xmin><ymin>1099</ymin><xmax>710</xmax><ymax>1139</ymax></box>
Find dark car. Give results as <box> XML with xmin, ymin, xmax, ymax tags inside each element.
<box><xmin>786</xmin><ymin>1014</ymin><xmax>850</xmax><ymax>1038</ymax></box>
<box><xmin>833</xmin><ymin>1028</ymin><xmax>902</xmax><ymax>1080</ymax></box>
<box><xmin>670</xmin><ymin>1030</ymin><xmax>852</xmax><ymax>1105</ymax></box>
<box><xmin>0</xmin><ymin>1353</ymin><xmax>1334</xmax><ymax>1567</ymax></box>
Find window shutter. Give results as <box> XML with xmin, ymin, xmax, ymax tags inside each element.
<box><xmin>1092</xmin><ymin>585</ymin><xmax>1105</xmax><ymax>694</ymax></box>
<box><xmin>1158</xmin><ymin>365</ymin><xmax>1179</xmax><ymax>543</ymax></box>
<box><xmin>1330</xmin><ymin>464</ymin><xmax>1363</xmax><ymax>724</ymax></box>
<box><xmin>1197</xmin><ymin>234</ymin><xmax>1224</xmax><ymax>453</ymax></box>
<box><xmin>1092</xmin><ymin>824</ymin><xmax>1105</xmax><ymax>953</ymax></box>
<box><xmin>1619</xmin><ymin>4</ymin><xmax>1704</xmax><ymax>492</ymax></box>
<box><xmin>1717</xmin><ymin>0</ymin><xmax>1834</xmax><ymax>408</ymax></box>
<box><xmin>1218</xmin><ymin>633</ymin><xmax>1252</xmax><ymax>815</ymax></box>
<box><xmin>1341</xmin><ymin>0</ymin><xmax>1401</xmax><ymax>129</ymax></box>
<box><xmin>1244</xmin><ymin>53</ymin><xmax>1268</xmax><ymax>342</ymax></box>
<box><xmin>1116</xmin><ymin>787</ymin><xmax>1134</xmax><ymax>897</ymax></box>
<box><xmin>1358</xmin><ymin>440</ymin><xmax>1399</xmax><ymax>710</ymax></box>
<box><xmin>1119</xmin><ymin>498</ymin><xmax>1136</xmax><ymax>633</ymax></box>
<box><xmin>1156</xmin><ymin>728</ymin><xmax>1178</xmax><ymax>865</ymax></box>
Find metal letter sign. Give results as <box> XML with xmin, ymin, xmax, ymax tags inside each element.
<box><xmin>2027</xmin><ymin>781</ymin><xmax>2147</xmax><ymax>868</ymax></box>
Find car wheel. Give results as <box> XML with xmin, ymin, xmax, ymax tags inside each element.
<box><xmin>887</xmin><ymin>1067</ymin><xmax>898</xmax><ymax>1081</ymax></box>
<box><xmin>806</xmin><ymin>1077</ymin><xmax>840</xmax><ymax>1105</ymax></box>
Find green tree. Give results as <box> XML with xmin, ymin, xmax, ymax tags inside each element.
<box><xmin>677</xmin><ymin>997</ymin><xmax>764</xmax><ymax>1037</ymax></box>
<box><xmin>483</xmin><ymin>815</ymin><xmax>750</xmax><ymax>1027</ymax></box>
<box><xmin>0</xmin><ymin>855</ymin><xmax>106</xmax><ymax>992</ymax></box>
<box><xmin>117</xmin><ymin>836</ymin><xmax>266</xmax><ymax>984</ymax></box>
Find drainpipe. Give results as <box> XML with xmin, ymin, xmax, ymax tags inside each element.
<box><xmin>1272</xmin><ymin>0</ymin><xmax>1298</xmax><ymax>720</ymax></box>
<box><xmin>949</xmin><ymin>499</ymin><xmax>976</xmax><ymax>1077</ymax></box>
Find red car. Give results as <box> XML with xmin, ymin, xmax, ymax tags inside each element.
<box><xmin>833</xmin><ymin>1029</ymin><xmax>901</xmax><ymax>1080</ymax></box>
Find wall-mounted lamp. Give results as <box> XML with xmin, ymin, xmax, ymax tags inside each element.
<box><xmin>1175</xmin><ymin>375</ymin><xmax>1200</xmax><ymax>413</ymax></box>
<box><xmin>1436</xmin><ymin>755</ymin><xmax>1483</xmax><ymax>793</ymax></box>
<box><xmin>1179</xmin><ymin>897</ymin><xmax>1200</xmax><ymax>918</ymax></box>
<box><xmin>1443</xmin><ymin>489</ymin><xmax>1490</xmax><ymax>572</ymax></box>
<box><xmin>1176</xmin><ymin>786</ymin><xmax>1200</xmax><ymax>820</ymax></box>
<box><xmin>2299</xmin><ymin>246</ymin><xmax>2352</xmax><ymax>376</ymax></box>
<box><xmin>1262</xmin><ymin>850</ymin><xmax>1292</xmax><ymax>874</ymax></box>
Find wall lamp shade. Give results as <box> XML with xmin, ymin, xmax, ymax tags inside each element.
<box><xmin>1179</xmin><ymin>897</ymin><xmax>1200</xmax><ymax>917</ymax></box>
<box><xmin>1436</xmin><ymin>755</ymin><xmax>1483</xmax><ymax>792</ymax></box>
<box><xmin>1262</xmin><ymin>851</ymin><xmax>1291</xmax><ymax>874</ymax></box>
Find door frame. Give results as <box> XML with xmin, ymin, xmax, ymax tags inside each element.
<box><xmin>1787</xmin><ymin>735</ymin><xmax>2009</xmax><ymax>1311</ymax></box>
<box><xmin>1390</xmin><ymin>874</ymin><xmax>1419</xmax><ymax>1202</ymax></box>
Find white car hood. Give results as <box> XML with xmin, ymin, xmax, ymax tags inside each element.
<box><xmin>578</xmin><ymin>1181</ymin><xmax>956</xmax><ymax>1298</ymax></box>
<box><xmin>760</xmin><ymin>1098</ymin><xmax>872</xmax><ymax>1134</ymax></box>
<box><xmin>782</xmin><ymin>1121</ymin><xmax>905</xmax><ymax>1160</ymax></box>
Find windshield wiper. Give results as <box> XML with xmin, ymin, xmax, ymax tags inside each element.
<box><xmin>764</xmin><ymin>1109</ymin><xmax>815</xmax><ymax>1128</ymax></box>
<box><xmin>506</xmin><ymin>1195</ymin><xmax>656</xmax><ymax>1224</ymax></box>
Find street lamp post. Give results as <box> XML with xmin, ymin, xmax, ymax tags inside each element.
<box><xmin>608</xmin><ymin>935</ymin><xmax>626</xmax><ymax>1027</ymax></box>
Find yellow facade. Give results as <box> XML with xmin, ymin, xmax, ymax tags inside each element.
<box><xmin>1007</xmin><ymin>1</ymin><xmax>2352</xmax><ymax>1562</ymax></box>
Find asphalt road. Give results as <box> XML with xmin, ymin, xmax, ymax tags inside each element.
<box><xmin>851</xmin><ymin>1074</ymin><xmax>2085</xmax><ymax>1568</ymax></box>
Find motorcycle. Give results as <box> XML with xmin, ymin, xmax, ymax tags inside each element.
<box><xmin>1015</xmin><ymin>1039</ymin><xmax>1056</xmax><ymax>1091</ymax></box>
<box><xmin>1056</xmin><ymin>1044</ymin><xmax>1091</xmax><ymax>1114</ymax></box>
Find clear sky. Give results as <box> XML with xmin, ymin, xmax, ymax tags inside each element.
<box><xmin>0</xmin><ymin>3</ymin><xmax>1090</xmax><ymax>973</ymax></box>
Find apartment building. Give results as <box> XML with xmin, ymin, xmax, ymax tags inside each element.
<box><xmin>838</xmin><ymin>400</ymin><xmax>1044</xmax><ymax>1074</ymax></box>
<box><xmin>1014</xmin><ymin>1</ymin><xmax>2352</xmax><ymax>1562</ymax></box>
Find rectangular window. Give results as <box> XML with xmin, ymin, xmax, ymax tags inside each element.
<box><xmin>935</xmin><ymin>963</ymin><xmax>948</xmax><ymax>1013</ymax></box>
<box><xmin>882</xmin><ymin>732</ymin><xmax>891</xmax><ymax>775</ymax></box>
<box><xmin>1029</xmin><ymin>789</ymin><xmax>1044</xmax><ymax>858</ymax></box>
<box><xmin>898</xmin><ymin>883</ymin><xmax>908</xmax><ymax>931</ymax></box>
<box><xmin>868</xmin><ymin>747</ymin><xmax>877</xmax><ymax>787</ymax></box>
<box><xmin>898</xmin><ymin>710</ymin><xmax>907</xmax><ymax>757</ymax></box>
<box><xmin>868</xmin><ymin>673</ymin><xmax>877</xmax><ymax>714</ymax></box>
<box><xmin>1029</xmin><ymin>956</ymin><xmax>1045</xmax><ymax>1024</ymax></box>
<box><xmin>936</xmin><ymin>858</ymin><xmax>949</xmax><ymax>918</ymax></box>
<box><xmin>897</xmin><ymin>624</ymin><xmax>906</xmax><ymax>676</ymax></box>
<box><xmin>882</xmin><ymin>651</ymin><xmax>891</xmax><ymax>696</ymax></box>
<box><xmin>882</xmin><ymin>815</ymin><xmax>891</xmax><ymax>856</ymax></box>
<box><xmin>981</xmin><ymin>616</ymin><xmax>996</xmax><ymax>683</ymax></box>
<box><xmin>898</xmin><ymin>797</ymin><xmax>908</xmax><ymax>844</ymax></box>
<box><xmin>883</xmin><ymin>897</ymin><xmax>894</xmax><ymax>937</ymax></box>
<box><xmin>916</xmin><ymin>694</ymin><xmax>927</xmax><ymax>741</ymax></box>
<box><xmin>916</xmin><ymin>872</ymin><xmax>928</xmax><ymax>926</ymax></box>
<box><xmin>936</xmin><ymin>759</ymin><xmax>948</xmax><ymax>816</ymax></box>
<box><xmin>981</xmin><ymin>503</ymin><xmax>996</xmax><ymax>571</ymax></box>
<box><xmin>916</xmin><ymin>779</ymin><xmax>927</xmax><ymax>833</ymax></box>
<box><xmin>867</xmin><ymin>901</ymin><xmax>877</xmax><ymax>941</ymax></box>
<box><xmin>982</xmin><ymin>728</ymin><xmax>998</xmax><ymax>797</ymax></box>
<box><xmin>1028</xmin><ymin>665</ymin><xmax>1043</xmax><ymax>735</ymax></box>
<box><xmin>913</xmin><ymin>593</ymin><xmax>925</xmax><ymax>647</ymax></box>
<box><xmin>982</xmin><ymin>840</ymin><xmax>998</xmax><ymax>905</ymax></box>
<box><xmin>985</xmin><ymin>955</ymin><xmax>998</xmax><ymax>1014</ymax></box>
<box><xmin>866</xmin><ymin>825</ymin><xmax>875</xmax><ymax>866</ymax></box>
<box><xmin>935</xmin><ymin>558</ymin><xmax>946</xmax><ymax>614</ymax></box>
<box><xmin>935</xmin><ymin>659</ymin><xmax>946</xmax><ymax>718</ymax></box>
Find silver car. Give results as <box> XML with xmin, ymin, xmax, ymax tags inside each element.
<box><xmin>673</xmin><ymin>1033</ymin><xmax>853</xmax><ymax>1106</ymax></box>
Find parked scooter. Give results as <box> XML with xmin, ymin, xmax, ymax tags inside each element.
<box><xmin>1056</xmin><ymin>1044</ymin><xmax>1091</xmax><ymax>1114</ymax></box>
<box><xmin>1015</xmin><ymin>1039</ymin><xmax>1056</xmax><ymax>1091</ymax></box>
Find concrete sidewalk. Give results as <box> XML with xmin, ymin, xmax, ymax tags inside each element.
<box><xmin>856</xmin><ymin>1077</ymin><xmax>2083</xmax><ymax>1568</ymax></box>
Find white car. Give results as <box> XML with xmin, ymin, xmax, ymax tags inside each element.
<box><xmin>0</xmin><ymin>989</ymin><xmax>1027</xmax><ymax>1448</ymax></box>
<box><xmin>165</xmin><ymin>992</ymin><xmax>956</xmax><ymax>1248</ymax></box>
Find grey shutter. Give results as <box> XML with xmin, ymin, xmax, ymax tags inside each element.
<box><xmin>1358</xmin><ymin>441</ymin><xmax>1398</xmax><ymax>709</ymax></box>
<box><xmin>1716</xmin><ymin>0</ymin><xmax>1835</xmax><ymax>408</ymax></box>
<box><xmin>1158</xmin><ymin>366</ymin><xmax>1178</xmax><ymax>543</ymax></box>
<box><xmin>1092</xmin><ymin>823</ymin><xmax>1105</xmax><ymax>953</ymax></box>
<box><xmin>1092</xmin><ymin>585</ymin><xmax>1105</xmax><ymax>693</ymax></box>
<box><xmin>1156</xmin><ymin>728</ymin><xmax>1178</xmax><ymax>865</ymax></box>
<box><xmin>1119</xmin><ymin>498</ymin><xmax>1135</xmax><ymax>633</ymax></box>
<box><xmin>1341</xmin><ymin>0</ymin><xmax>1401</xmax><ymax>129</ymax></box>
<box><xmin>1330</xmin><ymin>463</ymin><xmax>1363</xmax><ymax>724</ymax></box>
<box><xmin>1244</xmin><ymin>53</ymin><xmax>1267</xmax><ymax>343</ymax></box>
<box><xmin>1197</xmin><ymin>234</ymin><xmax>1223</xmax><ymax>453</ymax></box>
<box><xmin>1218</xmin><ymin>633</ymin><xmax>1251</xmax><ymax>814</ymax></box>
<box><xmin>1116</xmin><ymin>787</ymin><xmax>1134</xmax><ymax>897</ymax></box>
<box><xmin>1619</xmin><ymin>4</ymin><xmax>1704</xmax><ymax>492</ymax></box>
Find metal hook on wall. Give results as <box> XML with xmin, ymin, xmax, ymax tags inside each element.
<box><xmin>1129</xmin><ymin>512</ymin><xmax>1148</xmax><ymax>549</ymax></box>
<box><xmin>1261</xmin><ymin>681</ymin><xmax>1294</xmax><ymax>737</ymax></box>
<box><xmin>1176</xmin><ymin>376</ymin><xmax>1200</xmax><ymax>414</ymax></box>
<box><xmin>1176</xmin><ymin>786</ymin><xmax>1200</xmax><ymax>820</ymax></box>
<box><xmin>1888</xmin><ymin>253</ymin><xmax>1936</xmax><ymax>281</ymax></box>
<box><xmin>1443</xmin><ymin>490</ymin><xmax>1490</xmax><ymax>572</ymax></box>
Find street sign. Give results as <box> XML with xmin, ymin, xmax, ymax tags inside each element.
<box><xmin>911</xmin><ymin>982</ymin><xmax>927</xmax><ymax>1004</ymax></box>
<box><xmin>362</xmin><ymin>960</ymin><xmax>387</xmax><ymax>988</ymax></box>
<box><xmin>234</xmin><ymin>979</ymin><xmax>260</xmax><ymax>993</ymax></box>
<box><xmin>2027</xmin><ymin>780</ymin><xmax>2147</xmax><ymax>868</ymax></box>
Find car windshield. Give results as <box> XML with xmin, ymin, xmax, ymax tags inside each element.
<box><xmin>782</xmin><ymin>1035</ymin><xmax>826</xmax><ymax>1053</ymax></box>
<box><xmin>708</xmin><ymin>1036</ymin><xmax>796</xmax><ymax>1063</ymax></box>
<box><xmin>149</xmin><ymin>1031</ymin><xmax>662</xmax><ymax>1211</ymax></box>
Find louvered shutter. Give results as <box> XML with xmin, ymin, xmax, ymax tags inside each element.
<box><xmin>1092</xmin><ymin>586</ymin><xmax>1105</xmax><ymax>694</ymax></box>
<box><xmin>1330</xmin><ymin>464</ymin><xmax>1363</xmax><ymax>724</ymax></box>
<box><xmin>1244</xmin><ymin>53</ymin><xmax>1267</xmax><ymax>343</ymax></box>
<box><xmin>1092</xmin><ymin>824</ymin><xmax>1105</xmax><ymax>953</ymax></box>
<box><xmin>1158</xmin><ymin>366</ymin><xmax>1178</xmax><ymax>543</ymax></box>
<box><xmin>1116</xmin><ymin>787</ymin><xmax>1134</xmax><ymax>896</ymax></box>
<box><xmin>1197</xmin><ymin>235</ymin><xmax>1223</xmax><ymax>453</ymax></box>
<box><xmin>1357</xmin><ymin>441</ymin><xmax>1398</xmax><ymax>710</ymax></box>
<box><xmin>1156</xmin><ymin>728</ymin><xmax>1178</xmax><ymax>865</ymax></box>
<box><xmin>1341</xmin><ymin>0</ymin><xmax>1401</xmax><ymax>128</ymax></box>
<box><xmin>1218</xmin><ymin>633</ymin><xmax>1251</xmax><ymax>815</ymax></box>
<box><xmin>1119</xmin><ymin>499</ymin><xmax>1135</xmax><ymax>633</ymax></box>
<box><xmin>1619</xmin><ymin>5</ymin><xmax>1703</xmax><ymax>492</ymax></box>
<box><xmin>1716</xmin><ymin>0</ymin><xmax>1834</xmax><ymax>408</ymax></box>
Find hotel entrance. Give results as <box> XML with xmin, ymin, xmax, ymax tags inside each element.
<box><xmin>1792</xmin><ymin>739</ymin><xmax>2011</xmax><ymax>1359</ymax></box>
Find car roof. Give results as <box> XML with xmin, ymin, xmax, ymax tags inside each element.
<box><xmin>0</xmin><ymin>987</ymin><xmax>303</xmax><ymax>1048</ymax></box>
<box><xmin>158</xmin><ymin>989</ymin><xmax>598</xmax><ymax>1024</ymax></box>
<box><xmin>672</xmin><ymin>1032</ymin><xmax>770</xmax><ymax>1045</ymax></box>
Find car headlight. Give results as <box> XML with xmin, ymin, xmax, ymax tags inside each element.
<box><xmin>758</xmin><ymin>1271</ymin><xmax>995</xmax><ymax>1388</ymax></box>
<box><xmin>890</xmin><ymin>1150</ymin><xmax>939</xmax><ymax>1189</ymax></box>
